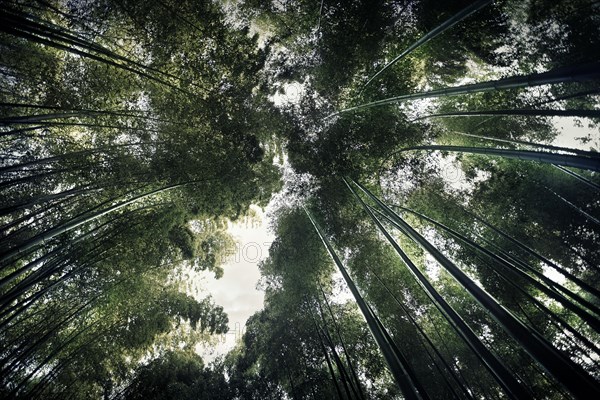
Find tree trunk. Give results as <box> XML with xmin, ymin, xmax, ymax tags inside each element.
<box><xmin>345</xmin><ymin>179</ymin><xmax>528</xmax><ymax>399</ymax></box>
<box><xmin>336</xmin><ymin>62</ymin><xmax>600</xmax><ymax>116</ymax></box>
<box><xmin>352</xmin><ymin>179</ymin><xmax>600</xmax><ymax>399</ymax></box>
<box><xmin>306</xmin><ymin>208</ymin><xmax>425</xmax><ymax>400</ymax></box>
<box><xmin>393</xmin><ymin>145</ymin><xmax>600</xmax><ymax>171</ymax></box>
<box><xmin>415</xmin><ymin>108</ymin><xmax>600</xmax><ymax>121</ymax></box>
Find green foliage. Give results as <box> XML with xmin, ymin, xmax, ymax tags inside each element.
<box><xmin>229</xmin><ymin>0</ymin><xmax>600</xmax><ymax>398</ymax></box>
<box><xmin>2</xmin><ymin>0</ymin><xmax>600</xmax><ymax>398</ymax></box>
<box><xmin>0</xmin><ymin>0</ymin><xmax>283</xmax><ymax>398</ymax></box>
<box><xmin>123</xmin><ymin>350</ymin><xmax>231</xmax><ymax>400</ymax></box>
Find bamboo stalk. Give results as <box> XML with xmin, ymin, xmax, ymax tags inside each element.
<box><xmin>391</xmin><ymin>145</ymin><xmax>600</xmax><ymax>171</ymax></box>
<box><xmin>345</xmin><ymin>179</ymin><xmax>529</xmax><ymax>399</ymax></box>
<box><xmin>361</xmin><ymin>0</ymin><xmax>494</xmax><ymax>90</ymax></box>
<box><xmin>335</xmin><ymin>62</ymin><xmax>600</xmax><ymax>117</ymax></box>
<box><xmin>305</xmin><ymin>208</ymin><xmax>424</xmax><ymax>400</ymax></box>
<box><xmin>352</xmin><ymin>179</ymin><xmax>600</xmax><ymax>399</ymax></box>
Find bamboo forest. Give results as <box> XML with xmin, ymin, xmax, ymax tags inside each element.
<box><xmin>2</xmin><ymin>0</ymin><xmax>600</xmax><ymax>398</ymax></box>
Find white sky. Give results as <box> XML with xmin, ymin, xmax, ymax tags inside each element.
<box><xmin>270</xmin><ymin>81</ymin><xmax>305</xmax><ymax>107</ymax></box>
<box><xmin>552</xmin><ymin>117</ymin><xmax>600</xmax><ymax>150</ymax></box>
<box><xmin>196</xmin><ymin>206</ymin><xmax>274</xmax><ymax>362</ymax></box>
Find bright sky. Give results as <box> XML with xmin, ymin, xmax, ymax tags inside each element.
<box><xmin>196</xmin><ymin>206</ymin><xmax>274</xmax><ymax>362</ymax></box>
<box><xmin>553</xmin><ymin>117</ymin><xmax>600</xmax><ymax>150</ymax></box>
<box><xmin>270</xmin><ymin>81</ymin><xmax>305</xmax><ymax>107</ymax></box>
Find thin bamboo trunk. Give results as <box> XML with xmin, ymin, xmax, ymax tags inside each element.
<box><xmin>0</xmin><ymin>8</ymin><xmax>191</xmax><ymax>94</ymax></box>
<box><xmin>319</xmin><ymin>287</ymin><xmax>367</xmax><ymax>400</ymax></box>
<box><xmin>0</xmin><ymin>181</ymin><xmax>196</xmax><ymax>266</ymax></box>
<box><xmin>370</xmin><ymin>269</ymin><xmax>474</xmax><ymax>399</ymax></box>
<box><xmin>0</xmin><ymin>125</ymin><xmax>46</xmax><ymax>137</ymax></box>
<box><xmin>462</xmin><ymin>206</ymin><xmax>600</xmax><ymax>301</ymax></box>
<box><xmin>0</xmin><ymin>213</ymin><xmax>118</xmax><ymax>289</ymax></box>
<box><xmin>9</xmin><ymin>319</ymin><xmax>101</xmax><ymax>396</ymax></box>
<box><xmin>310</xmin><ymin>310</ymin><xmax>345</xmax><ymax>400</ymax></box>
<box><xmin>451</xmin><ymin>131</ymin><xmax>598</xmax><ymax>158</ymax></box>
<box><xmin>335</xmin><ymin>62</ymin><xmax>600</xmax><ymax>116</ymax></box>
<box><xmin>0</xmin><ymin>102</ymin><xmax>181</xmax><ymax>125</ymax></box>
<box><xmin>543</xmin><ymin>186</ymin><xmax>600</xmax><ymax>226</ymax></box>
<box><xmin>316</xmin><ymin>297</ymin><xmax>362</xmax><ymax>400</ymax></box>
<box><xmin>361</xmin><ymin>0</ymin><xmax>493</xmax><ymax>90</ymax></box>
<box><xmin>352</xmin><ymin>179</ymin><xmax>600</xmax><ymax>399</ymax></box>
<box><xmin>391</xmin><ymin>205</ymin><xmax>600</xmax><ymax>324</ymax></box>
<box><xmin>0</xmin><ymin>185</ymin><xmax>98</xmax><ymax>217</ymax></box>
<box><xmin>390</xmin><ymin>145</ymin><xmax>600</xmax><ymax>171</ymax></box>
<box><xmin>553</xmin><ymin>165</ymin><xmax>600</xmax><ymax>191</ymax></box>
<box><xmin>474</xmin><ymin>244</ymin><xmax>600</xmax><ymax>358</ymax></box>
<box><xmin>0</xmin><ymin>296</ymin><xmax>95</xmax><ymax>379</ymax></box>
<box><xmin>414</xmin><ymin>108</ymin><xmax>600</xmax><ymax>121</ymax></box>
<box><xmin>0</xmin><ymin>111</ymin><xmax>88</xmax><ymax>125</ymax></box>
<box><xmin>471</xmin><ymin>252</ymin><xmax>600</xmax><ymax>366</ymax></box>
<box><xmin>319</xmin><ymin>323</ymin><xmax>355</xmax><ymax>399</ymax></box>
<box><xmin>345</xmin><ymin>179</ymin><xmax>528</xmax><ymax>399</ymax></box>
<box><xmin>4</xmin><ymin>6</ymin><xmax>209</xmax><ymax>93</ymax></box>
<box><xmin>0</xmin><ymin>141</ymin><xmax>153</xmax><ymax>175</ymax></box>
<box><xmin>305</xmin><ymin>208</ymin><xmax>424</xmax><ymax>400</ymax></box>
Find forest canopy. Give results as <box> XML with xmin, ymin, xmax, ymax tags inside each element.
<box><xmin>1</xmin><ymin>0</ymin><xmax>599</xmax><ymax>399</ymax></box>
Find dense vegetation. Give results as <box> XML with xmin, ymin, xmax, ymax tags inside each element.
<box><xmin>1</xmin><ymin>0</ymin><xmax>599</xmax><ymax>398</ymax></box>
